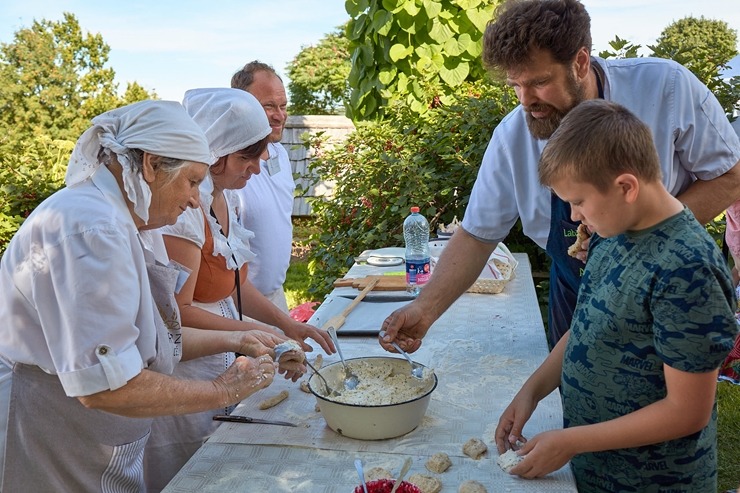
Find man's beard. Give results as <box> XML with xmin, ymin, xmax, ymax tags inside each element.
<box><xmin>525</xmin><ymin>72</ymin><xmax>586</xmax><ymax>140</ymax></box>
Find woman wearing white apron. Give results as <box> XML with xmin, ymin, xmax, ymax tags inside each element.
<box><xmin>0</xmin><ymin>100</ymin><xmax>303</xmax><ymax>492</ymax></box>
<box><xmin>145</xmin><ymin>88</ymin><xmax>334</xmax><ymax>490</ymax></box>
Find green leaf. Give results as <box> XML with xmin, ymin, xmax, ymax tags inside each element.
<box><xmin>403</xmin><ymin>0</ymin><xmax>420</xmax><ymax>16</ymax></box>
<box><xmin>378</xmin><ymin>66</ymin><xmax>397</xmax><ymax>85</ymax></box>
<box><xmin>439</xmin><ymin>60</ymin><xmax>469</xmax><ymax>86</ymax></box>
<box><xmin>390</xmin><ymin>43</ymin><xmax>412</xmax><ymax>61</ymax></box>
<box><xmin>373</xmin><ymin>9</ymin><xmax>394</xmax><ymax>35</ymax></box>
<box><xmin>465</xmin><ymin>7</ymin><xmax>493</xmax><ymax>33</ymax></box>
<box><xmin>428</xmin><ymin>18</ymin><xmax>455</xmax><ymax>43</ymax></box>
<box><xmin>350</xmin><ymin>14</ymin><xmax>368</xmax><ymax>40</ymax></box>
<box><xmin>456</xmin><ymin>0</ymin><xmax>482</xmax><ymax>9</ymax></box>
<box><xmin>345</xmin><ymin>0</ymin><xmax>370</xmax><ymax>17</ymax></box>
<box><xmin>422</xmin><ymin>0</ymin><xmax>442</xmax><ymax>18</ymax></box>
<box><xmin>397</xmin><ymin>10</ymin><xmax>418</xmax><ymax>34</ymax></box>
<box><xmin>382</xmin><ymin>0</ymin><xmax>404</xmax><ymax>13</ymax></box>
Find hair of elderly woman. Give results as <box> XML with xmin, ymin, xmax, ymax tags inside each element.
<box><xmin>230</xmin><ymin>60</ymin><xmax>282</xmax><ymax>91</ymax></box>
<box><xmin>538</xmin><ymin>99</ymin><xmax>662</xmax><ymax>192</ymax></box>
<box><xmin>483</xmin><ymin>0</ymin><xmax>592</xmax><ymax>75</ymax></box>
<box><xmin>97</xmin><ymin>148</ymin><xmax>190</xmax><ymax>185</ymax></box>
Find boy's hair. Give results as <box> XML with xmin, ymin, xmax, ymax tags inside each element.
<box><xmin>483</xmin><ymin>0</ymin><xmax>591</xmax><ymax>76</ymax></box>
<box><xmin>230</xmin><ymin>60</ymin><xmax>282</xmax><ymax>91</ymax></box>
<box><xmin>539</xmin><ymin>99</ymin><xmax>662</xmax><ymax>191</ymax></box>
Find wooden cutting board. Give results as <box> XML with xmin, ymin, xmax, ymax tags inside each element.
<box><xmin>332</xmin><ymin>275</ymin><xmax>407</xmax><ymax>291</ymax></box>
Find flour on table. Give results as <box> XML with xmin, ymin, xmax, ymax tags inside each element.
<box><xmin>458</xmin><ymin>480</ymin><xmax>487</xmax><ymax>493</ymax></box>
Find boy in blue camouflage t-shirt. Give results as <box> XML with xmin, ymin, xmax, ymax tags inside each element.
<box><xmin>494</xmin><ymin>99</ymin><xmax>738</xmax><ymax>492</ymax></box>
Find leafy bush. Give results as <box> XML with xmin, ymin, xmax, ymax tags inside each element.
<box><xmin>0</xmin><ymin>136</ymin><xmax>72</xmax><ymax>253</ymax></box>
<box><xmin>301</xmin><ymin>79</ymin><xmax>553</xmax><ymax>296</ymax></box>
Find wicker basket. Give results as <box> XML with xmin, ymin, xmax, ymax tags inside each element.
<box><xmin>466</xmin><ymin>258</ymin><xmax>516</xmax><ymax>294</ymax></box>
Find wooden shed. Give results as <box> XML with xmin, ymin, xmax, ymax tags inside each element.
<box><xmin>279</xmin><ymin>115</ymin><xmax>355</xmax><ymax>217</ymax></box>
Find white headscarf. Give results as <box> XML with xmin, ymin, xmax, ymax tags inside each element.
<box><xmin>65</xmin><ymin>100</ymin><xmax>212</xmax><ymax>223</ymax></box>
<box><xmin>181</xmin><ymin>88</ymin><xmax>271</xmax><ymax>163</ymax></box>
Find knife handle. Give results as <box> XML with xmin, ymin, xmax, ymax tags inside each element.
<box><xmin>213</xmin><ymin>415</ymin><xmax>251</xmax><ymax>423</ymax></box>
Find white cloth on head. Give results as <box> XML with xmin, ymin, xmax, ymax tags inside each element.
<box><xmin>65</xmin><ymin>100</ymin><xmax>212</xmax><ymax>224</ymax></box>
<box><xmin>181</xmin><ymin>88</ymin><xmax>271</xmax><ymax>162</ymax></box>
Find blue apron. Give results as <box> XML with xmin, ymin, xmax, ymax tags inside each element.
<box><xmin>545</xmin><ymin>195</ymin><xmax>585</xmax><ymax>348</ymax></box>
<box><xmin>543</xmin><ymin>65</ymin><xmax>604</xmax><ymax>349</ymax></box>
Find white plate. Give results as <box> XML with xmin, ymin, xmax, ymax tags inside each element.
<box><xmin>367</xmin><ymin>256</ymin><xmax>404</xmax><ymax>267</ymax></box>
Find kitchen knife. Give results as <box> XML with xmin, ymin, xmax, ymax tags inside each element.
<box><xmin>212</xmin><ymin>415</ymin><xmax>297</xmax><ymax>427</ymax></box>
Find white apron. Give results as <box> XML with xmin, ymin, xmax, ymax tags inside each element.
<box><xmin>2</xmin><ymin>260</ymin><xmax>182</xmax><ymax>493</ymax></box>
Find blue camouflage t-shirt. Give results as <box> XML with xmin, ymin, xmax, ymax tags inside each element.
<box><xmin>562</xmin><ymin>208</ymin><xmax>738</xmax><ymax>493</ymax></box>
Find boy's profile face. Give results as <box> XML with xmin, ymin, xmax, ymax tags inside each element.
<box><xmin>550</xmin><ymin>174</ymin><xmax>630</xmax><ymax>238</ymax></box>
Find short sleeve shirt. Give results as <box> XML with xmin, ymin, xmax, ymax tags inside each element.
<box><xmin>562</xmin><ymin>208</ymin><xmax>738</xmax><ymax>492</ymax></box>
<box><xmin>462</xmin><ymin>57</ymin><xmax>740</xmax><ymax>249</ymax></box>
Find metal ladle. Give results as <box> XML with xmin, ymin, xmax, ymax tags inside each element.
<box><xmin>305</xmin><ymin>359</ymin><xmax>340</xmax><ymax>398</ymax></box>
<box><xmin>328</xmin><ymin>326</ymin><xmax>360</xmax><ymax>390</ymax></box>
<box><xmin>380</xmin><ymin>331</ymin><xmax>424</xmax><ymax>380</ymax></box>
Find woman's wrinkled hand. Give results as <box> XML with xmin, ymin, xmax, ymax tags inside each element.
<box><xmin>215</xmin><ymin>354</ymin><xmax>276</xmax><ymax>407</ymax></box>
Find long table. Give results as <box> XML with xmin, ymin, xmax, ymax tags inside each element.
<box><xmin>162</xmin><ymin>253</ymin><xmax>577</xmax><ymax>492</ymax></box>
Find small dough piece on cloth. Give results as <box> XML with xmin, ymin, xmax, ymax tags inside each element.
<box><xmin>462</xmin><ymin>438</ymin><xmax>488</xmax><ymax>460</ymax></box>
<box><xmin>408</xmin><ymin>474</ymin><xmax>442</xmax><ymax>493</ymax></box>
<box><xmin>458</xmin><ymin>480</ymin><xmax>487</xmax><ymax>493</ymax></box>
<box><xmin>365</xmin><ymin>467</ymin><xmax>392</xmax><ymax>481</ymax></box>
<box><xmin>425</xmin><ymin>452</ymin><xmax>452</xmax><ymax>474</ymax></box>
<box><xmin>258</xmin><ymin>389</ymin><xmax>289</xmax><ymax>410</ymax></box>
<box><xmin>496</xmin><ymin>449</ymin><xmax>524</xmax><ymax>473</ymax></box>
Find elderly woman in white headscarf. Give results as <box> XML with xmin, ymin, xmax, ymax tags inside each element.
<box><xmin>145</xmin><ymin>89</ymin><xmax>334</xmax><ymax>490</ymax></box>
<box><xmin>0</xmin><ymin>100</ymin><xmax>300</xmax><ymax>492</ymax></box>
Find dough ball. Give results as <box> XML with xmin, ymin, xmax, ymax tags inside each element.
<box><xmin>408</xmin><ymin>474</ymin><xmax>442</xmax><ymax>493</ymax></box>
<box><xmin>496</xmin><ymin>449</ymin><xmax>524</xmax><ymax>473</ymax></box>
<box><xmin>462</xmin><ymin>438</ymin><xmax>488</xmax><ymax>460</ymax></box>
<box><xmin>425</xmin><ymin>452</ymin><xmax>452</xmax><ymax>474</ymax></box>
<box><xmin>458</xmin><ymin>480</ymin><xmax>487</xmax><ymax>493</ymax></box>
<box><xmin>299</xmin><ymin>380</ymin><xmax>310</xmax><ymax>393</ymax></box>
<box><xmin>567</xmin><ymin>223</ymin><xmax>591</xmax><ymax>258</ymax></box>
<box><xmin>365</xmin><ymin>466</ymin><xmax>392</xmax><ymax>481</ymax></box>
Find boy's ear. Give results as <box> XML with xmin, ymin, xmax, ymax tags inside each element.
<box><xmin>142</xmin><ymin>153</ymin><xmax>156</xmax><ymax>183</ymax></box>
<box><xmin>615</xmin><ymin>173</ymin><xmax>639</xmax><ymax>203</ymax></box>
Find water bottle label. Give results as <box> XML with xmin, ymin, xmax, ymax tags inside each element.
<box><xmin>406</xmin><ymin>258</ymin><xmax>431</xmax><ymax>285</ymax></box>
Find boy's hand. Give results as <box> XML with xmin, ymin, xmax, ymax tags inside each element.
<box><xmin>508</xmin><ymin>429</ymin><xmax>575</xmax><ymax>478</ymax></box>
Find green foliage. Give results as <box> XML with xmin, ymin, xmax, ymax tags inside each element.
<box><xmin>0</xmin><ymin>13</ymin><xmax>156</xmax><ymax>255</ymax></box>
<box><xmin>0</xmin><ymin>13</ymin><xmax>118</xmax><ymax>142</ymax></box>
<box><xmin>0</xmin><ymin>136</ymin><xmax>72</xmax><ymax>252</ymax></box>
<box><xmin>345</xmin><ymin>0</ymin><xmax>498</xmax><ymax>120</ymax></box>
<box><xmin>287</xmin><ymin>26</ymin><xmax>351</xmax><ymax>115</ymax></box>
<box><xmin>599</xmin><ymin>17</ymin><xmax>740</xmax><ymax>117</ymax></box>
<box><xmin>302</xmin><ymin>79</ymin><xmax>523</xmax><ymax>295</ymax></box>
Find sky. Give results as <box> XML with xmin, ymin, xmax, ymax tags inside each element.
<box><xmin>0</xmin><ymin>0</ymin><xmax>739</xmax><ymax>102</ymax></box>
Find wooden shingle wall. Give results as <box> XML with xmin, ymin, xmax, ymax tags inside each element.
<box><xmin>280</xmin><ymin>115</ymin><xmax>355</xmax><ymax>217</ymax></box>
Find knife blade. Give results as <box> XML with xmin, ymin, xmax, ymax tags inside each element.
<box><xmin>212</xmin><ymin>415</ymin><xmax>297</xmax><ymax>427</ymax></box>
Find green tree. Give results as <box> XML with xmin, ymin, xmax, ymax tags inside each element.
<box><xmin>651</xmin><ymin>16</ymin><xmax>738</xmax><ymax>86</ymax></box>
<box><xmin>345</xmin><ymin>0</ymin><xmax>498</xmax><ymax>120</ymax></box>
<box><xmin>287</xmin><ymin>26</ymin><xmax>351</xmax><ymax>115</ymax></box>
<box><xmin>600</xmin><ymin>17</ymin><xmax>740</xmax><ymax>116</ymax></box>
<box><xmin>0</xmin><ymin>13</ymin><xmax>118</xmax><ymax>141</ymax></box>
<box><xmin>0</xmin><ymin>13</ymin><xmax>156</xmax><ymax>256</ymax></box>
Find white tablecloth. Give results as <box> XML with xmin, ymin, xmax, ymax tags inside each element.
<box><xmin>163</xmin><ymin>253</ymin><xmax>577</xmax><ymax>493</ymax></box>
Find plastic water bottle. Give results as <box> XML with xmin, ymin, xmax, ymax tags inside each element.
<box><xmin>403</xmin><ymin>206</ymin><xmax>430</xmax><ymax>295</ymax></box>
